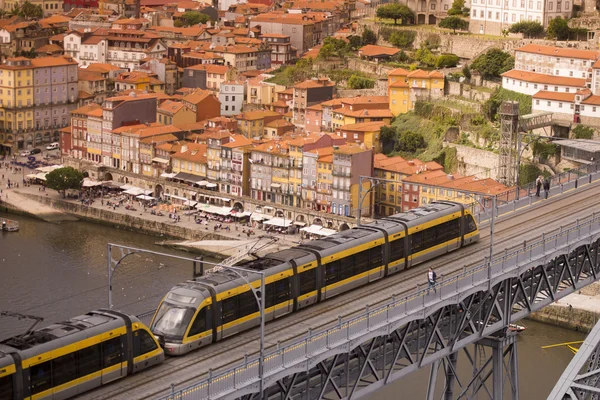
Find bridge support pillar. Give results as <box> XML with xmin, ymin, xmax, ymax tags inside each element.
<box><xmin>470</xmin><ymin>331</ymin><xmax>519</xmax><ymax>400</ymax></box>
<box><xmin>443</xmin><ymin>351</ymin><xmax>458</xmax><ymax>400</ymax></box>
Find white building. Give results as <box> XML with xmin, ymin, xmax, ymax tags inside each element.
<box><xmin>514</xmin><ymin>45</ymin><xmax>599</xmax><ymax>79</ymax></box>
<box><xmin>532</xmin><ymin>89</ymin><xmax>600</xmax><ymax>126</ymax></box>
<box><xmin>63</xmin><ymin>30</ymin><xmax>167</xmax><ymax>71</ymax></box>
<box><xmin>501</xmin><ymin>70</ymin><xmax>588</xmax><ymax>96</ymax></box>
<box><xmin>469</xmin><ymin>0</ymin><xmax>571</xmax><ymax>35</ymax></box>
<box><xmin>219</xmin><ymin>81</ymin><xmax>245</xmax><ymax>116</ymax></box>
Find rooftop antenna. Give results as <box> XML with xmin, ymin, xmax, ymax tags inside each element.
<box><xmin>1</xmin><ymin>311</ymin><xmax>45</xmax><ymax>337</ymax></box>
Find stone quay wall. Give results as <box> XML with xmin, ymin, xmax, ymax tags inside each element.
<box><xmin>24</xmin><ymin>192</ymin><xmax>228</xmax><ymax>241</ymax></box>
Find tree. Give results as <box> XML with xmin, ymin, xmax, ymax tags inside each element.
<box><xmin>447</xmin><ymin>0</ymin><xmax>465</xmax><ymax>15</ymax></box>
<box><xmin>547</xmin><ymin>16</ymin><xmax>570</xmax><ymax>40</ymax></box>
<box><xmin>46</xmin><ymin>167</ymin><xmax>84</xmax><ymax>198</ymax></box>
<box><xmin>415</xmin><ymin>46</ymin><xmax>437</xmax><ymax>67</ymax></box>
<box><xmin>11</xmin><ymin>1</ymin><xmax>42</xmax><ymax>19</ymax></box>
<box><xmin>438</xmin><ymin>16</ymin><xmax>468</xmax><ymax>33</ymax></box>
<box><xmin>471</xmin><ymin>48</ymin><xmax>514</xmax><ymax>79</ymax></box>
<box><xmin>376</xmin><ymin>4</ymin><xmax>415</xmax><ymax>25</ymax></box>
<box><xmin>348</xmin><ymin>35</ymin><xmax>363</xmax><ymax>50</ymax></box>
<box><xmin>398</xmin><ymin>131</ymin><xmax>426</xmax><ymax>153</ymax></box>
<box><xmin>389</xmin><ymin>30</ymin><xmax>416</xmax><ymax>48</ymax></box>
<box><xmin>347</xmin><ymin>75</ymin><xmax>375</xmax><ymax>89</ymax></box>
<box><xmin>177</xmin><ymin>11</ymin><xmax>211</xmax><ymax>27</ymax></box>
<box><xmin>436</xmin><ymin>54</ymin><xmax>459</xmax><ymax>68</ymax></box>
<box><xmin>361</xmin><ymin>26</ymin><xmax>377</xmax><ymax>45</ymax></box>
<box><xmin>380</xmin><ymin>125</ymin><xmax>398</xmax><ymax>154</ymax></box>
<box><xmin>508</xmin><ymin>21</ymin><xmax>544</xmax><ymax>38</ymax></box>
<box><xmin>318</xmin><ymin>37</ymin><xmax>348</xmax><ymax>60</ymax></box>
<box><xmin>572</xmin><ymin>125</ymin><xmax>595</xmax><ymax>139</ymax></box>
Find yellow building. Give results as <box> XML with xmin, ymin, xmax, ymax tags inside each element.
<box><xmin>270</xmin><ymin>142</ymin><xmax>292</xmax><ymax>206</ymax></box>
<box><xmin>0</xmin><ymin>57</ymin><xmax>34</xmax><ymax>134</ymax></box>
<box><xmin>330</xmin><ymin>96</ymin><xmax>390</xmax><ymax>130</ymax></box>
<box><xmin>114</xmin><ymin>71</ymin><xmax>165</xmax><ymax>94</ymax></box>
<box><xmin>247</xmin><ymin>76</ymin><xmax>286</xmax><ymax>106</ymax></box>
<box><xmin>171</xmin><ymin>142</ymin><xmax>208</xmax><ymax>177</ymax></box>
<box><xmin>157</xmin><ymin>100</ymin><xmax>196</xmax><ymax>127</ymax></box>
<box><xmin>389</xmin><ymin>80</ymin><xmax>410</xmax><ymax>116</ymax></box>
<box><xmin>387</xmin><ymin>68</ymin><xmax>445</xmax><ymax>116</ymax></box>
<box><xmin>335</xmin><ymin>121</ymin><xmax>386</xmax><ymax>153</ymax></box>
<box><xmin>139</xmin><ymin>133</ymin><xmax>178</xmax><ymax>177</ymax></box>
<box><xmin>235</xmin><ymin>110</ymin><xmax>281</xmax><ymax>139</ymax></box>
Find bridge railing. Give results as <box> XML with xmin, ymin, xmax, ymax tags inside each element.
<box><xmin>471</xmin><ymin>162</ymin><xmax>600</xmax><ymax>226</ymax></box>
<box><xmin>158</xmin><ymin>211</ymin><xmax>600</xmax><ymax>400</ymax></box>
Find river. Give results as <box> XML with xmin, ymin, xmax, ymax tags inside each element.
<box><xmin>0</xmin><ymin>212</ymin><xmax>586</xmax><ymax>399</ymax></box>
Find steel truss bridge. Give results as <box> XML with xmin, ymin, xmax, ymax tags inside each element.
<box><xmin>156</xmin><ymin>208</ymin><xmax>600</xmax><ymax>400</ymax></box>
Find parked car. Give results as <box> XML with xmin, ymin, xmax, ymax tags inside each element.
<box><xmin>30</xmin><ymin>148</ymin><xmax>41</xmax><ymax>155</ymax></box>
<box><xmin>46</xmin><ymin>142</ymin><xmax>59</xmax><ymax>151</ymax></box>
<box><xmin>20</xmin><ymin>150</ymin><xmax>30</xmax><ymax>157</ymax></box>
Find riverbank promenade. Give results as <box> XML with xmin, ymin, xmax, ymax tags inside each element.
<box><xmin>0</xmin><ymin>161</ymin><xmax>304</xmax><ymax>257</ymax></box>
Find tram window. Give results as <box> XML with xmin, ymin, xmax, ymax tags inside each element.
<box><xmin>266</xmin><ymin>278</ymin><xmax>291</xmax><ymax>308</ymax></box>
<box><xmin>355</xmin><ymin>250</ymin><xmax>369</xmax><ymax>274</ymax></box>
<box><xmin>139</xmin><ymin>330</ymin><xmax>158</xmax><ymax>354</ymax></box>
<box><xmin>411</xmin><ymin>231</ymin><xmax>424</xmax><ymax>253</ymax></box>
<box><xmin>78</xmin><ymin>344</ymin><xmax>101</xmax><ymax>377</ymax></box>
<box><xmin>390</xmin><ymin>238</ymin><xmax>404</xmax><ymax>261</ymax></box>
<box><xmin>325</xmin><ymin>260</ymin><xmax>340</xmax><ymax>285</ymax></box>
<box><xmin>30</xmin><ymin>361</ymin><xmax>51</xmax><ymax>395</ymax></box>
<box><xmin>221</xmin><ymin>296</ymin><xmax>238</xmax><ymax>324</ymax></box>
<box><xmin>0</xmin><ymin>374</ymin><xmax>13</xmax><ymax>400</ymax></box>
<box><xmin>102</xmin><ymin>337</ymin><xmax>123</xmax><ymax>369</ymax></box>
<box><xmin>465</xmin><ymin>215</ymin><xmax>477</xmax><ymax>233</ymax></box>
<box><xmin>338</xmin><ymin>254</ymin><xmax>355</xmax><ymax>280</ymax></box>
<box><xmin>370</xmin><ymin>246</ymin><xmax>383</xmax><ymax>269</ymax></box>
<box><xmin>188</xmin><ymin>309</ymin><xmax>208</xmax><ymax>337</ymax></box>
<box><xmin>52</xmin><ymin>352</ymin><xmax>77</xmax><ymax>387</ymax></box>
<box><xmin>298</xmin><ymin>268</ymin><xmax>317</xmax><ymax>296</ymax></box>
<box><xmin>238</xmin><ymin>291</ymin><xmax>259</xmax><ymax>318</ymax></box>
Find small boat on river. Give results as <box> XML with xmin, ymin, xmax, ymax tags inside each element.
<box><xmin>1</xmin><ymin>218</ymin><xmax>19</xmax><ymax>232</ymax></box>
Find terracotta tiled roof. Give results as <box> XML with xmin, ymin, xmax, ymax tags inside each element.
<box><xmin>336</xmin><ymin>121</ymin><xmax>386</xmax><ymax>132</ymax></box>
<box><xmin>72</xmin><ymin>103</ymin><xmax>102</xmax><ymax>116</ymax></box>
<box><xmin>333</xmin><ymin>143</ymin><xmax>370</xmax><ymax>155</ymax></box>
<box><xmin>221</xmin><ymin>134</ymin><xmax>253</xmax><ymax>148</ymax></box>
<box><xmin>158</xmin><ymin>100</ymin><xmax>188</xmax><ymax>114</ymax></box>
<box><xmin>516</xmin><ymin>44</ymin><xmax>600</xmax><ymax>61</ymax></box>
<box><xmin>532</xmin><ymin>91</ymin><xmax>576</xmax><ymax>102</ymax></box>
<box><xmin>78</xmin><ymin>69</ymin><xmax>105</xmax><ymax>82</ymax></box>
<box><xmin>293</xmin><ymin>78</ymin><xmax>334</xmax><ymax>89</ymax></box>
<box><xmin>581</xmin><ymin>95</ymin><xmax>600</xmax><ymax>105</ymax></box>
<box><xmin>171</xmin><ymin>142</ymin><xmax>208</xmax><ymax>163</ymax></box>
<box><xmin>265</xmin><ymin>119</ymin><xmax>293</xmax><ymax>128</ymax></box>
<box><xmin>186</xmin><ymin>64</ymin><xmax>229</xmax><ymax>74</ymax></box>
<box><xmin>358</xmin><ymin>45</ymin><xmax>399</xmax><ymax>57</ymax></box>
<box><xmin>341</xmin><ymin>109</ymin><xmax>393</xmax><ymax>118</ymax></box>
<box><xmin>407</xmin><ymin>69</ymin><xmax>429</xmax><ymax>78</ymax></box>
<box><xmin>388</xmin><ymin>67</ymin><xmax>409</xmax><ymax>76</ymax></box>
<box><xmin>389</xmin><ymin>80</ymin><xmax>409</xmax><ymax>88</ymax></box>
<box><xmin>235</xmin><ymin>110</ymin><xmax>281</xmax><ymax>120</ymax></box>
<box><xmin>140</xmin><ymin>133</ymin><xmax>179</xmax><ymax>144</ymax></box>
<box><xmin>501</xmin><ymin>70</ymin><xmax>587</xmax><ymax>87</ymax></box>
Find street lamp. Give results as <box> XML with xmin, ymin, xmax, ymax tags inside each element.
<box><xmin>357</xmin><ymin>175</ymin><xmax>400</xmax><ymax>226</ymax></box>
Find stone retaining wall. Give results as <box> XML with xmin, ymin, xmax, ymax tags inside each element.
<box><xmin>23</xmin><ymin>193</ymin><xmax>229</xmax><ymax>242</ymax></box>
<box><xmin>528</xmin><ymin>305</ymin><xmax>600</xmax><ymax>333</ymax></box>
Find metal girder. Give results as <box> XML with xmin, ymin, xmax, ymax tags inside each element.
<box><xmin>232</xmin><ymin>238</ymin><xmax>600</xmax><ymax>400</ymax></box>
<box><xmin>549</xmin><ymin>311</ymin><xmax>600</xmax><ymax>399</ymax></box>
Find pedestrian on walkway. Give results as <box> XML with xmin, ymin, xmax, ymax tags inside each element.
<box><xmin>427</xmin><ymin>268</ymin><xmax>437</xmax><ymax>294</ymax></box>
<box><xmin>535</xmin><ymin>175</ymin><xmax>543</xmax><ymax>197</ymax></box>
<box><xmin>543</xmin><ymin>177</ymin><xmax>551</xmax><ymax>199</ymax></box>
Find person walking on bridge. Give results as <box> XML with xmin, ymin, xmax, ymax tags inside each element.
<box><xmin>427</xmin><ymin>268</ymin><xmax>437</xmax><ymax>294</ymax></box>
<box><xmin>543</xmin><ymin>177</ymin><xmax>551</xmax><ymax>199</ymax></box>
<box><xmin>535</xmin><ymin>175</ymin><xmax>543</xmax><ymax>197</ymax></box>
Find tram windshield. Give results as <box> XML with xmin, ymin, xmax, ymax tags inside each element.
<box><xmin>151</xmin><ymin>302</ymin><xmax>195</xmax><ymax>338</ymax></box>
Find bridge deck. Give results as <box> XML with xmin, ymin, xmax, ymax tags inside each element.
<box><xmin>79</xmin><ymin>181</ymin><xmax>600</xmax><ymax>400</ymax></box>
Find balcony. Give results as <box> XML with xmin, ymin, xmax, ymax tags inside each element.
<box><xmin>333</xmin><ymin>170</ymin><xmax>351</xmax><ymax>178</ymax></box>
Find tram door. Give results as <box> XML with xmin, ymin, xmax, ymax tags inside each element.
<box><xmin>101</xmin><ymin>336</ymin><xmax>125</xmax><ymax>383</ymax></box>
